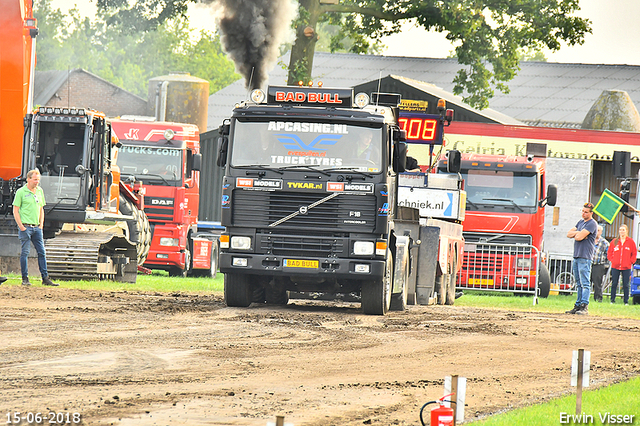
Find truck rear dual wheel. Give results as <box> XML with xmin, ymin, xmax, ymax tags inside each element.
<box><xmin>224</xmin><ymin>273</ymin><xmax>253</xmax><ymax>307</ymax></box>
<box><xmin>362</xmin><ymin>254</ymin><xmax>392</xmax><ymax>315</ymax></box>
<box><xmin>265</xmin><ymin>286</ymin><xmax>289</xmax><ymax>305</ymax></box>
<box><xmin>436</xmin><ymin>274</ymin><xmax>447</xmax><ymax>305</ymax></box>
<box><xmin>390</xmin><ymin>249</ymin><xmax>409</xmax><ymax>311</ymax></box>
<box><xmin>445</xmin><ymin>258</ymin><xmax>458</xmax><ymax>305</ymax></box>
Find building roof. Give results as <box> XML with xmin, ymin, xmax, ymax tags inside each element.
<box><xmin>207</xmin><ymin>52</ymin><xmax>640</xmax><ymax>131</ymax></box>
<box><xmin>34</xmin><ymin>68</ymin><xmax>146</xmax><ymax>107</ymax></box>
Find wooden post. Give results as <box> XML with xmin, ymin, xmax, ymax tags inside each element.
<box><xmin>576</xmin><ymin>349</ymin><xmax>584</xmax><ymax>415</ymax></box>
<box><xmin>275</xmin><ymin>415</ymin><xmax>285</xmax><ymax>426</ymax></box>
<box><xmin>451</xmin><ymin>375</ymin><xmax>458</xmax><ymax>426</ymax></box>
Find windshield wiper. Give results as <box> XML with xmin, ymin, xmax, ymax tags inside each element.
<box><xmin>482</xmin><ymin>198</ymin><xmax>524</xmax><ymax>212</ymax></box>
<box><xmin>233</xmin><ymin>164</ymin><xmax>284</xmax><ymax>175</ymax></box>
<box><xmin>324</xmin><ymin>167</ymin><xmax>373</xmax><ymax>178</ymax></box>
<box><xmin>466</xmin><ymin>199</ymin><xmax>479</xmax><ymax>209</ymax></box>
<box><xmin>278</xmin><ymin>165</ymin><xmax>330</xmax><ymax>176</ymax></box>
<box><xmin>134</xmin><ymin>173</ymin><xmax>170</xmax><ymax>185</ymax></box>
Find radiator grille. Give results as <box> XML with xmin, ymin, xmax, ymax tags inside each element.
<box><xmin>258</xmin><ymin>232</ymin><xmax>346</xmax><ymax>257</ymax></box>
<box><xmin>232</xmin><ymin>190</ymin><xmax>376</xmax><ymax>231</ymax></box>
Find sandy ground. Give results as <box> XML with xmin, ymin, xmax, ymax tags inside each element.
<box><xmin>1</xmin><ymin>285</ymin><xmax>639</xmax><ymax>425</ymax></box>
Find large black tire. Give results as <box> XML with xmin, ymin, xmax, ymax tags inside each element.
<box><xmin>436</xmin><ymin>273</ymin><xmax>447</xmax><ymax>305</ymax></box>
<box><xmin>445</xmin><ymin>258</ymin><xmax>458</xmax><ymax>305</ymax></box>
<box><xmin>634</xmin><ymin>295</ymin><xmax>640</xmax><ymax>305</ymax></box>
<box><xmin>265</xmin><ymin>286</ymin><xmax>289</xmax><ymax>305</ymax></box>
<box><xmin>119</xmin><ymin>195</ymin><xmax>151</xmax><ymax>266</ymax></box>
<box><xmin>390</xmin><ymin>248</ymin><xmax>408</xmax><ymax>311</ymax></box>
<box><xmin>224</xmin><ymin>273</ymin><xmax>253</xmax><ymax>307</ymax></box>
<box><xmin>362</xmin><ymin>254</ymin><xmax>392</xmax><ymax>315</ymax></box>
<box><xmin>538</xmin><ymin>263</ymin><xmax>551</xmax><ymax>298</ymax></box>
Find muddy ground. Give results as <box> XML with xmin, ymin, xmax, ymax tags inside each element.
<box><xmin>1</xmin><ymin>284</ymin><xmax>639</xmax><ymax>425</ymax></box>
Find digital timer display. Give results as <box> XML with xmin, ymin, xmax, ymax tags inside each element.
<box><xmin>398</xmin><ymin>112</ymin><xmax>444</xmax><ymax>145</ymax></box>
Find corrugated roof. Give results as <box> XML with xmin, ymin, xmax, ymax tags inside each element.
<box><xmin>207</xmin><ymin>52</ymin><xmax>640</xmax><ymax>130</ymax></box>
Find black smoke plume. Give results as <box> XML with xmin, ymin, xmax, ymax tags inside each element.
<box><xmin>212</xmin><ymin>0</ymin><xmax>294</xmax><ymax>90</ymax></box>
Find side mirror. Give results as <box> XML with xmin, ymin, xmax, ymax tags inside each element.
<box><xmin>193</xmin><ymin>153</ymin><xmax>202</xmax><ymax>172</ymax></box>
<box><xmin>393</xmin><ymin>129</ymin><xmax>407</xmax><ymax>142</ymax></box>
<box><xmin>543</xmin><ymin>184</ymin><xmax>557</xmax><ymax>207</ymax></box>
<box><xmin>446</xmin><ymin>149</ymin><xmax>461</xmax><ymax>173</ymax></box>
<box><xmin>216</xmin><ymin>136</ymin><xmax>228</xmax><ymax>167</ymax></box>
<box><xmin>393</xmin><ymin>142</ymin><xmax>407</xmax><ymax>173</ymax></box>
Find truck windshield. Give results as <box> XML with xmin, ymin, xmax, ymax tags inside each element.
<box><xmin>463</xmin><ymin>169</ymin><xmax>538</xmax><ymax>209</ymax></box>
<box><xmin>117</xmin><ymin>145</ymin><xmax>182</xmax><ymax>185</ymax></box>
<box><xmin>230</xmin><ymin>120</ymin><xmax>383</xmax><ymax>173</ymax></box>
<box><xmin>35</xmin><ymin>121</ymin><xmax>86</xmax><ymax>206</ymax></box>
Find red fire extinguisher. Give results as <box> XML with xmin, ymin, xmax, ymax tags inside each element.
<box><xmin>420</xmin><ymin>393</ymin><xmax>456</xmax><ymax>426</ymax></box>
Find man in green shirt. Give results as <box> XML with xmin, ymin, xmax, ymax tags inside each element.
<box><xmin>12</xmin><ymin>169</ymin><xmax>58</xmax><ymax>287</ymax></box>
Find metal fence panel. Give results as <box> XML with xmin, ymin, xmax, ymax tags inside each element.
<box><xmin>456</xmin><ymin>243</ymin><xmax>540</xmax><ymax>300</ymax></box>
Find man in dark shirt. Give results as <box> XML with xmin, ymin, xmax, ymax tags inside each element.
<box><xmin>565</xmin><ymin>202</ymin><xmax>598</xmax><ymax>315</ymax></box>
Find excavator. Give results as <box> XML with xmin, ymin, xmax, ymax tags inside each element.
<box><xmin>0</xmin><ymin>0</ymin><xmax>150</xmax><ymax>282</ymax></box>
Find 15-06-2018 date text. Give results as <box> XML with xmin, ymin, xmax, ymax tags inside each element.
<box><xmin>5</xmin><ymin>412</ymin><xmax>81</xmax><ymax>425</ymax></box>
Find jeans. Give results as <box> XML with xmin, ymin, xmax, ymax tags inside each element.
<box><xmin>18</xmin><ymin>226</ymin><xmax>48</xmax><ymax>278</ymax></box>
<box><xmin>590</xmin><ymin>263</ymin><xmax>607</xmax><ymax>302</ymax></box>
<box><xmin>572</xmin><ymin>257</ymin><xmax>592</xmax><ymax>306</ymax></box>
<box><xmin>610</xmin><ymin>268</ymin><xmax>631</xmax><ymax>304</ymax></box>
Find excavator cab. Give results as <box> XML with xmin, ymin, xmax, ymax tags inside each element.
<box><xmin>24</xmin><ymin>108</ymin><xmax>118</xmax><ymax>230</ymax></box>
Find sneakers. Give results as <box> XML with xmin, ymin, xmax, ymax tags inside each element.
<box><xmin>565</xmin><ymin>304</ymin><xmax>580</xmax><ymax>314</ymax></box>
<box><xmin>0</xmin><ymin>276</ymin><xmax>7</xmax><ymax>285</ymax></box>
<box><xmin>575</xmin><ymin>303</ymin><xmax>589</xmax><ymax>315</ymax></box>
<box><xmin>42</xmin><ymin>276</ymin><xmax>59</xmax><ymax>287</ymax></box>
<box><xmin>21</xmin><ymin>278</ymin><xmax>32</xmax><ymax>286</ymax></box>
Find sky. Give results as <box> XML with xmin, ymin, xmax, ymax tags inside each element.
<box><xmin>51</xmin><ymin>0</ymin><xmax>640</xmax><ymax>67</ymax></box>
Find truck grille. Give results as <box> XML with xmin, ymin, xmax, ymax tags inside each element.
<box><xmin>232</xmin><ymin>190</ymin><xmax>376</xmax><ymax>232</ymax></box>
<box><xmin>258</xmin><ymin>231</ymin><xmax>346</xmax><ymax>258</ymax></box>
<box><xmin>144</xmin><ymin>196</ymin><xmax>175</xmax><ymax>221</ymax></box>
<box><xmin>463</xmin><ymin>232</ymin><xmax>532</xmax><ymax>245</ymax></box>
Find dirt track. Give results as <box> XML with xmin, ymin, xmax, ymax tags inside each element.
<box><xmin>1</xmin><ymin>285</ymin><xmax>639</xmax><ymax>425</ymax></box>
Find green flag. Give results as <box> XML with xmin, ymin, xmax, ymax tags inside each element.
<box><xmin>593</xmin><ymin>188</ymin><xmax>625</xmax><ymax>224</ymax></box>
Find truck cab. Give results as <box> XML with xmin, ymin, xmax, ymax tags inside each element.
<box><xmin>437</xmin><ymin>147</ymin><xmax>557</xmax><ymax>298</ymax></box>
<box><xmin>217</xmin><ymin>86</ymin><xmax>409</xmax><ymax>313</ymax></box>
<box><xmin>112</xmin><ymin>118</ymin><xmax>219</xmax><ymax>277</ymax></box>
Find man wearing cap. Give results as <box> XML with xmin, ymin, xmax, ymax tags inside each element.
<box><xmin>12</xmin><ymin>169</ymin><xmax>58</xmax><ymax>287</ymax></box>
<box><xmin>566</xmin><ymin>202</ymin><xmax>598</xmax><ymax>315</ymax></box>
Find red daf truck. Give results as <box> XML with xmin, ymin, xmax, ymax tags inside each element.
<box><xmin>111</xmin><ymin>119</ymin><xmax>220</xmax><ymax>277</ymax></box>
<box><xmin>437</xmin><ymin>144</ymin><xmax>557</xmax><ymax>298</ymax></box>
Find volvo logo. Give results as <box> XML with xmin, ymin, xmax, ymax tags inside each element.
<box><xmin>299</xmin><ymin>206</ymin><xmax>308</xmax><ymax>215</ymax></box>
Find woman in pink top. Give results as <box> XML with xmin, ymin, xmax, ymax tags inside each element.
<box><xmin>607</xmin><ymin>224</ymin><xmax>637</xmax><ymax>304</ymax></box>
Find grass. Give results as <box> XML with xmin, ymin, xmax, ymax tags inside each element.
<box><xmin>455</xmin><ymin>291</ymin><xmax>640</xmax><ymax>320</ymax></box>
<box><xmin>1</xmin><ymin>271</ymin><xmax>224</xmax><ymax>293</ymax></box>
<box><xmin>468</xmin><ymin>376</ymin><xmax>640</xmax><ymax>425</ymax></box>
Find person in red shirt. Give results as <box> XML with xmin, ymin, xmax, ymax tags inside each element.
<box><xmin>607</xmin><ymin>224</ymin><xmax>637</xmax><ymax>305</ymax></box>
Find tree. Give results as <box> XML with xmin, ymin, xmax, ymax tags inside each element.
<box><xmin>33</xmin><ymin>0</ymin><xmax>238</xmax><ymax>98</ymax></box>
<box><xmin>287</xmin><ymin>0</ymin><xmax>591</xmax><ymax>109</ymax></box>
<box><xmin>86</xmin><ymin>0</ymin><xmax>590</xmax><ymax>109</ymax></box>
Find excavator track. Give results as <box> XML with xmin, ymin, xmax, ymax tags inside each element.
<box><xmin>45</xmin><ymin>231</ymin><xmax>138</xmax><ymax>282</ymax></box>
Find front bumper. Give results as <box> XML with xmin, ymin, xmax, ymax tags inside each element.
<box><xmin>219</xmin><ymin>252</ymin><xmax>385</xmax><ymax>281</ymax></box>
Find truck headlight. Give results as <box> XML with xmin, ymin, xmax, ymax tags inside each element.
<box><xmin>354</xmin><ymin>241</ymin><xmax>374</xmax><ymax>255</ymax></box>
<box><xmin>230</xmin><ymin>236</ymin><xmax>252</xmax><ymax>250</ymax></box>
<box><xmin>516</xmin><ymin>258</ymin><xmax>531</xmax><ymax>268</ymax></box>
<box><xmin>159</xmin><ymin>237</ymin><xmax>179</xmax><ymax>246</ymax></box>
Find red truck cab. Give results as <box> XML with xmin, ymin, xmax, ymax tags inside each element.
<box><xmin>438</xmin><ymin>149</ymin><xmax>557</xmax><ymax>297</ymax></box>
<box><xmin>112</xmin><ymin>119</ymin><xmax>218</xmax><ymax>277</ymax></box>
